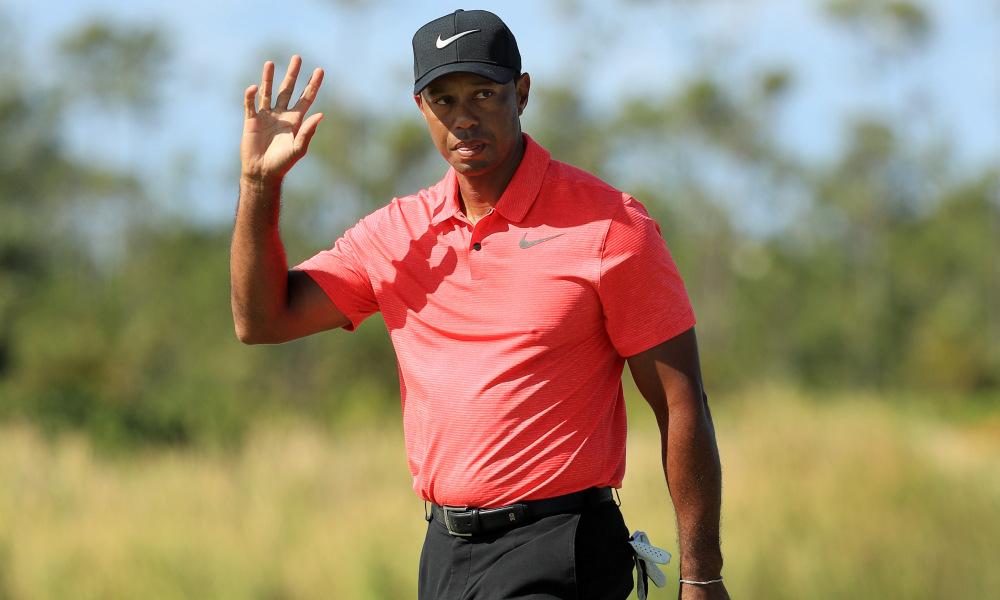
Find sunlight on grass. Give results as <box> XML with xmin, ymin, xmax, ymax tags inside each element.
<box><xmin>1</xmin><ymin>388</ymin><xmax>997</xmax><ymax>599</ymax></box>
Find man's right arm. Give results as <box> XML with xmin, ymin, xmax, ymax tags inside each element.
<box><xmin>230</xmin><ymin>55</ymin><xmax>348</xmax><ymax>345</ymax></box>
<box><xmin>230</xmin><ymin>175</ymin><xmax>348</xmax><ymax>344</ymax></box>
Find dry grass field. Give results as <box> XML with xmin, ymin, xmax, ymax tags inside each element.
<box><xmin>1</xmin><ymin>387</ymin><xmax>997</xmax><ymax>599</ymax></box>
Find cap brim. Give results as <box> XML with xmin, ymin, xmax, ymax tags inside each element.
<box><xmin>413</xmin><ymin>62</ymin><xmax>518</xmax><ymax>95</ymax></box>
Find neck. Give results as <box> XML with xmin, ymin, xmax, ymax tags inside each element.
<box><xmin>456</xmin><ymin>135</ymin><xmax>526</xmax><ymax>222</ymax></box>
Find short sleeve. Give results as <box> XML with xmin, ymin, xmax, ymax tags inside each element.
<box><xmin>598</xmin><ymin>195</ymin><xmax>696</xmax><ymax>357</ymax></box>
<box><xmin>292</xmin><ymin>219</ymin><xmax>379</xmax><ymax>332</ymax></box>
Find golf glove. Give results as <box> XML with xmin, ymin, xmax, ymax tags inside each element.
<box><xmin>628</xmin><ymin>530</ymin><xmax>671</xmax><ymax>599</ymax></box>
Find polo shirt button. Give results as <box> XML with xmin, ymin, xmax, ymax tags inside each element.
<box><xmin>473</xmin><ymin>242</ymin><xmax>482</xmax><ymax>251</ymax></box>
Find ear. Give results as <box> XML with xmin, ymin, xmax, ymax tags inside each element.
<box><xmin>413</xmin><ymin>93</ymin><xmax>430</xmax><ymax>121</ymax></box>
<box><xmin>515</xmin><ymin>73</ymin><xmax>531</xmax><ymax>116</ymax></box>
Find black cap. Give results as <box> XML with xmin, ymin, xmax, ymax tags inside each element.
<box><xmin>412</xmin><ymin>9</ymin><xmax>521</xmax><ymax>95</ymax></box>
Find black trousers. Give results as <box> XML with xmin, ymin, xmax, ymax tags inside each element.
<box><xmin>418</xmin><ymin>499</ymin><xmax>636</xmax><ymax>600</ymax></box>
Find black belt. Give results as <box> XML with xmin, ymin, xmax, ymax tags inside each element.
<box><xmin>428</xmin><ymin>487</ymin><xmax>615</xmax><ymax>537</ymax></box>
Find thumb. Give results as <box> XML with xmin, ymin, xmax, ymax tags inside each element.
<box><xmin>293</xmin><ymin>112</ymin><xmax>324</xmax><ymax>157</ymax></box>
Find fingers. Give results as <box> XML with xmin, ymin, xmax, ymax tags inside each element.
<box><xmin>293</xmin><ymin>112</ymin><xmax>324</xmax><ymax>157</ymax></box>
<box><xmin>274</xmin><ymin>55</ymin><xmax>302</xmax><ymax>111</ymax></box>
<box><xmin>244</xmin><ymin>85</ymin><xmax>258</xmax><ymax>119</ymax></box>
<box><xmin>259</xmin><ymin>60</ymin><xmax>274</xmax><ymax>111</ymax></box>
<box><xmin>292</xmin><ymin>68</ymin><xmax>325</xmax><ymax>113</ymax></box>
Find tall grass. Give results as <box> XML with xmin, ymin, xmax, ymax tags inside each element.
<box><xmin>1</xmin><ymin>388</ymin><xmax>997</xmax><ymax>599</ymax></box>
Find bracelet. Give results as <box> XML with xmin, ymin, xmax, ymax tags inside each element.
<box><xmin>679</xmin><ymin>577</ymin><xmax>724</xmax><ymax>586</ymax></box>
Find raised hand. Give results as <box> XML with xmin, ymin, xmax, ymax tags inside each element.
<box><xmin>241</xmin><ymin>55</ymin><xmax>325</xmax><ymax>183</ymax></box>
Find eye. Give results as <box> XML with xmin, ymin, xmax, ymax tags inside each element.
<box><xmin>475</xmin><ymin>90</ymin><xmax>495</xmax><ymax>100</ymax></box>
<box><xmin>432</xmin><ymin>95</ymin><xmax>452</xmax><ymax>106</ymax></box>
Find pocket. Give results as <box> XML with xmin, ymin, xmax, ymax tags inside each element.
<box><xmin>417</xmin><ymin>521</ymin><xmax>434</xmax><ymax>600</ymax></box>
<box><xmin>573</xmin><ymin>504</ymin><xmax>635</xmax><ymax>600</ymax></box>
<box><xmin>418</xmin><ymin>520</ymin><xmax>457</xmax><ymax>600</ymax></box>
<box><xmin>568</xmin><ymin>513</ymin><xmax>582</xmax><ymax>600</ymax></box>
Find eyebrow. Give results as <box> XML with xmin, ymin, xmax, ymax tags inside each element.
<box><xmin>425</xmin><ymin>76</ymin><xmax>499</xmax><ymax>96</ymax></box>
<box><xmin>424</xmin><ymin>83</ymin><xmax>446</xmax><ymax>96</ymax></box>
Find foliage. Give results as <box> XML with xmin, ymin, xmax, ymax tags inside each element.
<box><xmin>57</xmin><ymin>20</ymin><xmax>169</xmax><ymax>113</ymax></box>
<box><xmin>825</xmin><ymin>0</ymin><xmax>931</xmax><ymax>49</ymax></box>
<box><xmin>0</xmin><ymin>5</ymin><xmax>996</xmax><ymax>449</ymax></box>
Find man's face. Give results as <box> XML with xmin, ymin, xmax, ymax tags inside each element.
<box><xmin>415</xmin><ymin>72</ymin><xmax>530</xmax><ymax>177</ymax></box>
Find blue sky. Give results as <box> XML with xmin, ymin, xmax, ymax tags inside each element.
<box><xmin>5</xmin><ymin>0</ymin><xmax>997</xmax><ymax>223</ymax></box>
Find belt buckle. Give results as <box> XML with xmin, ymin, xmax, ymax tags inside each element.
<box><xmin>441</xmin><ymin>504</ymin><xmax>475</xmax><ymax>537</ymax></box>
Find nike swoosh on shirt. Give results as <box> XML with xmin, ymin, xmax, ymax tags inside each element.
<box><xmin>436</xmin><ymin>29</ymin><xmax>480</xmax><ymax>48</ymax></box>
<box><xmin>519</xmin><ymin>232</ymin><xmax>565</xmax><ymax>249</ymax></box>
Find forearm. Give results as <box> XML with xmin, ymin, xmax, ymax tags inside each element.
<box><xmin>663</xmin><ymin>392</ymin><xmax>724</xmax><ymax>580</ymax></box>
<box><xmin>230</xmin><ymin>175</ymin><xmax>289</xmax><ymax>343</ymax></box>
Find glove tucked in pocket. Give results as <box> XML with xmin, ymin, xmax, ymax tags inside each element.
<box><xmin>628</xmin><ymin>530</ymin><xmax>671</xmax><ymax>599</ymax></box>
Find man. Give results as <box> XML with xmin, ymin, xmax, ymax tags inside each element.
<box><xmin>231</xmin><ymin>9</ymin><xmax>729</xmax><ymax>600</ymax></box>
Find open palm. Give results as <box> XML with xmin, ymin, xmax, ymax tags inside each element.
<box><xmin>241</xmin><ymin>55</ymin><xmax>325</xmax><ymax>183</ymax></box>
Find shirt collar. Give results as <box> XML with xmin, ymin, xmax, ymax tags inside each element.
<box><xmin>430</xmin><ymin>133</ymin><xmax>550</xmax><ymax>226</ymax></box>
<box><xmin>429</xmin><ymin>170</ymin><xmax>462</xmax><ymax>225</ymax></box>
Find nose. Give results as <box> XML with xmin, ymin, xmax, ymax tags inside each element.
<box><xmin>451</xmin><ymin>99</ymin><xmax>478</xmax><ymax>131</ymax></box>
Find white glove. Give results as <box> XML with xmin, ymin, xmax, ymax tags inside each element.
<box><xmin>628</xmin><ymin>530</ymin><xmax>671</xmax><ymax>599</ymax></box>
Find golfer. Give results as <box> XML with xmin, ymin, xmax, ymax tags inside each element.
<box><xmin>231</xmin><ymin>9</ymin><xmax>729</xmax><ymax>600</ymax></box>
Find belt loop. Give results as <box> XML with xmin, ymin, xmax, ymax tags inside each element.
<box><xmin>424</xmin><ymin>500</ymin><xmax>431</xmax><ymax>522</ymax></box>
<box><xmin>613</xmin><ymin>487</ymin><xmax>622</xmax><ymax>507</ymax></box>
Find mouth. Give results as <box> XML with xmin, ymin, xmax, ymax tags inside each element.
<box><xmin>452</xmin><ymin>140</ymin><xmax>486</xmax><ymax>158</ymax></box>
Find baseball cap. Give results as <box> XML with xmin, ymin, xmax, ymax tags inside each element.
<box><xmin>412</xmin><ymin>9</ymin><xmax>521</xmax><ymax>95</ymax></box>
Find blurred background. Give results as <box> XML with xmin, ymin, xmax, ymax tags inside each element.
<box><xmin>0</xmin><ymin>0</ymin><xmax>997</xmax><ymax>598</ymax></box>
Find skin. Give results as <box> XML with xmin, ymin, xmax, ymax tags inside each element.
<box><xmin>232</xmin><ymin>56</ymin><xmax>348</xmax><ymax>344</ymax></box>
<box><xmin>231</xmin><ymin>55</ymin><xmax>730</xmax><ymax>599</ymax></box>
<box><xmin>628</xmin><ymin>329</ymin><xmax>730</xmax><ymax>600</ymax></box>
<box><xmin>414</xmin><ymin>71</ymin><xmax>531</xmax><ymax>223</ymax></box>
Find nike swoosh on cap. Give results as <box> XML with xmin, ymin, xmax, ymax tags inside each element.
<box><xmin>436</xmin><ymin>29</ymin><xmax>480</xmax><ymax>49</ymax></box>
<box><xmin>519</xmin><ymin>233</ymin><xmax>565</xmax><ymax>249</ymax></box>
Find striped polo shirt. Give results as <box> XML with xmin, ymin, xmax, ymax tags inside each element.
<box><xmin>295</xmin><ymin>134</ymin><xmax>695</xmax><ymax>507</ymax></box>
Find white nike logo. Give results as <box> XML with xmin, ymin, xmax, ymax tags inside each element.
<box><xmin>436</xmin><ymin>29</ymin><xmax>480</xmax><ymax>49</ymax></box>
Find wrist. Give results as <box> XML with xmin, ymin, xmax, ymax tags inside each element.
<box><xmin>680</xmin><ymin>557</ymin><xmax>723</xmax><ymax>582</ymax></box>
<box><xmin>240</xmin><ymin>171</ymin><xmax>283</xmax><ymax>189</ymax></box>
<box><xmin>238</xmin><ymin>173</ymin><xmax>283</xmax><ymax>218</ymax></box>
<box><xmin>680</xmin><ymin>576</ymin><xmax>724</xmax><ymax>585</ymax></box>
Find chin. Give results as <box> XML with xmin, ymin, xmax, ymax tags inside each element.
<box><xmin>449</xmin><ymin>155</ymin><xmax>495</xmax><ymax>176</ymax></box>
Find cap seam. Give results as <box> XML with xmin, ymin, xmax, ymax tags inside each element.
<box><xmin>453</xmin><ymin>10</ymin><xmax>460</xmax><ymax>62</ymax></box>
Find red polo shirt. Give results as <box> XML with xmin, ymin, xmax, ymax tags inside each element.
<box><xmin>294</xmin><ymin>134</ymin><xmax>695</xmax><ymax>507</ymax></box>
